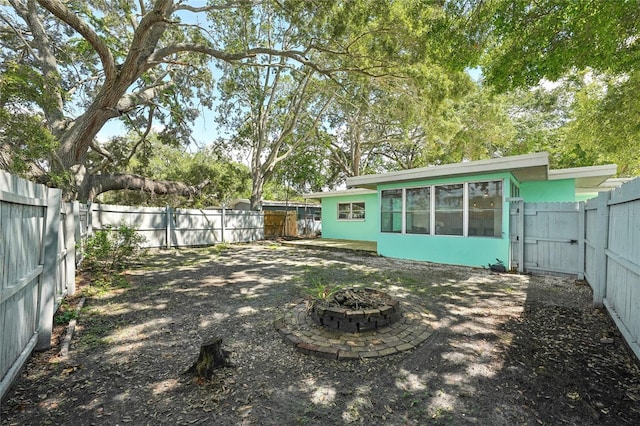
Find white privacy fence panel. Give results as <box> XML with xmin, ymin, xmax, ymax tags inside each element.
<box><xmin>90</xmin><ymin>204</ymin><xmax>167</xmax><ymax>248</ymax></box>
<box><xmin>600</xmin><ymin>179</ymin><xmax>640</xmax><ymax>360</ymax></box>
<box><xmin>90</xmin><ymin>204</ymin><xmax>263</xmax><ymax>248</ymax></box>
<box><xmin>510</xmin><ymin>201</ymin><xmax>583</xmax><ymax>276</ymax></box>
<box><xmin>0</xmin><ymin>171</ymin><xmax>75</xmax><ymax>400</ymax></box>
<box><xmin>511</xmin><ymin>178</ymin><xmax>640</xmax><ymax>361</ymax></box>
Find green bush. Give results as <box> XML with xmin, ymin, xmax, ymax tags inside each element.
<box><xmin>82</xmin><ymin>223</ymin><xmax>146</xmax><ymax>280</ymax></box>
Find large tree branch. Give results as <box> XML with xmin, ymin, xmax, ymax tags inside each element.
<box><xmin>83</xmin><ymin>173</ymin><xmax>210</xmax><ymax>202</ymax></box>
<box><xmin>36</xmin><ymin>0</ymin><xmax>117</xmax><ymax>81</ymax></box>
<box><xmin>115</xmin><ymin>82</ymin><xmax>172</xmax><ymax>113</ymax></box>
<box><xmin>119</xmin><ymin>0</ymin><xmax>173</xmax><ymax>82</ymax></box>
<box><xmin>148</xmin><ymin>43</ymin><xmax>393</xmax><ymax>78</ymax></box>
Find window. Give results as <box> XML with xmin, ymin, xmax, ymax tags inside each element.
<box><xmin>338</xmin><ymin>202</ymin><xmax>365</xmax><ymax>220</ymax></box>
<box><xmin>406</xmin><ymin>187</ymin><xmax>430</xmax><ymax>234</ymax></box>
<box><xmin>468</xmin><ymin>181</ymin><xmax>503</xmax><ymax>237</ymax></box>
<box><xmin>381</xmin><ymin>189</ymin><xmax>402</xmax><ymax>232</ymax></box>
<box><xmin>435</xmin><ymin>184</ymin><xmax>464</xmax><ymax>236</ymax></box>
<box><xmin>380</xmin><ymin>180</ymin><xmax>504</xmax><ymax>238</ymax></box>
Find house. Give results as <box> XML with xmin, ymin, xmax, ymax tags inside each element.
<box><xmin>304</xmin><ymin>152</ymin><xmax>620</xmax><ymax>268</ymax></box>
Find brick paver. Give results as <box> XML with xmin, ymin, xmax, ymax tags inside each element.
<box><xmin>274</xmin><ymin>300</ymin><xmax>432</xmax><ymax>360</ymax></box>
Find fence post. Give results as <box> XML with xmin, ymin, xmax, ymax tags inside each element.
<box><xmin>577</xmin><ymin>202</ymin><xmax>585</xmax><ymax>281</ymax></box>
<box><xmin>592</xmin><ymin>191</ymin><xmax>611</xmax><ymax>307</ymax></box>
<box><xmin>516</xmin><ymin>199</ymin><xmax>525</xmax><ymax>273</ymax></box>
<box><xmin>36</xmin><ymin>187</ymin><xmax>62</xmax><ymax>350</ymax></box>
<box><xmin>65</xmin><ymin>202</ymin><xmax>76</xmax><ymax>295</ymax></box>
<box><xmin>165</xmin><ymin>205</ymin><xmax>172</xmax><ymax>249</ymax></box>
<box><xmin>87</xmin><ymin>201</ymin><xmax>93</xmax><ymax>236</ymax></box>
<box><xmin>221</xmin><ymin>207</ymin><xmax>226</xmax><ymax>243</ymax></box>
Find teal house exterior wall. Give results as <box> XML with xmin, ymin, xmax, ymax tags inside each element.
<box><xmin>320</xmin><ymin>192</ymin><xmax>378</xmax><ymax>241</ymax></box>
<box><xmin>376</xmin><ymin>172</ymin><xmax>515</xmax><ymax>268</ymax></box>
<box><xmin>519</xmin><ymin>179</ymin><xmax>576</xmax><ymax>202</ymax></box>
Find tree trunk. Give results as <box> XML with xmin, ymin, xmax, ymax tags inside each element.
<box><xmin>185</xmin><ymin>337</ymin><xmax>233</xmax><ymax>380</ymax></box>
<box><xmin>250</xmin><ymin>171</ymin><xmax>265</xmax><ymax>211</ymax></box>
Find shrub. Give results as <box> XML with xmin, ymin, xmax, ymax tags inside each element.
<box><xmin>82</xmin><ymin>222</ymin><xmax>146</xmax><ymax>280</ymax></box>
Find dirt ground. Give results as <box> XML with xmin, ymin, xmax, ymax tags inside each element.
<box><xmin>2</xmin><ymin>242</ymin><xmax>639</xmax><ymax>425</ymax></box>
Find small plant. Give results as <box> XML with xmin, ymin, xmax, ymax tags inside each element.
<box><xmin>82</xmin><ymin>222</ymin><xmax>146</xmax><ymax>286</ymax></box>
<box><xmin>54</xmin><ymin>300</ymin><xmax>77</xmax><ymax>325</ymax></box>
<box><xmin>304</xmin><ymin>278</ymin><xmax>342</xmax><ymax>310</ymax></box>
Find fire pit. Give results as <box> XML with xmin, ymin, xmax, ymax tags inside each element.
<box><xmin>309</xmin><ymin>287</ymin><xmax>401</xmax><ymax>333</ymax></box>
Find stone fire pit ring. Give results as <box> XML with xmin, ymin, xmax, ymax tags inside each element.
<box><xmin>310</xmin><ymin>288</ymin><xmax>401</xmax><ymax>333</ymax></box>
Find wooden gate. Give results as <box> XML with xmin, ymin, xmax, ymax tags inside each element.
<box><xmin>509</xmin><ymin>200</ymin><xmax>584</xmax><ymax>277</ymax></box>
<box><xmin>264</xmin><ymin>211</ymin><xmax>298</xmax><ymax>238</ymax></box>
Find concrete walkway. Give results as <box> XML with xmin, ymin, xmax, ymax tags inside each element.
<box><xmin>280</xmin><ymin>238</ymin><xmax>377</xmax><ymax>254</ymax></box>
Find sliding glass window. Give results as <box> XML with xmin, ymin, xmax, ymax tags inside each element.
<box><xmin>406</xmin><ymin>187</ymin><xmax>430</xmax><ymax>234</ymax></box>
<box><xmin>381</xmin><ymin>189</ymin><xmax>402</xmax><ymax>233</ymax></box>
<box><xmin>435</xmin><ymin>184</ymin><xmax>464</xmax><ymax>236</ymax></box>
<box><xmin>468</xmin><ymin>181</ymin><xmax>503</xmax><ymax>237</ymax></box>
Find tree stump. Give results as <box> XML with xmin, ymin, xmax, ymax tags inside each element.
<box><xmin>186</xmin><ymin>337</ymin><xmax>233</xmax><ymax>380</ymax></box>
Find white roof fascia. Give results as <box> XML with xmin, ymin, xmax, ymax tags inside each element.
<box><xmin>549</xmin><ymin>164</ymin><xmax>617</xmax><ymax>181</ymax></box>
<box><xmin>346</xmin><ymin>152</ymin><xmax>549</xmax><ymax>189</ymax></box>
<box><xmin>575</xmin><ymin>177</ymin><xmax>631</xmax><ymax>194</ymax></box>
<box><xmin>304</xmin><ymin>188</ymin><xmax>378</xmax><ymax>199</ymax></box>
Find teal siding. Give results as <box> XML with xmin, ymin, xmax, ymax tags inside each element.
<box><xmin>520</xmin><ymin>179</ymin><xmax>576</xmax><ymax>202</ymax></box>
<box><xmin>320</xmin><ymin>193</ymin><xmax>378</xmax><ymax>241</ymax></box>
<box><xmin>376</xmin><ymin>172</ymin><xmax>514</xmax><ymax>268</ymax></box>
<box><xmin>378</xmin><ymin>233</ymin><xmax>509</xmax><ymax>268</ymax></box>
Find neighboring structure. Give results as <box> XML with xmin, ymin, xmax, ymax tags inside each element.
<box><xmin>231</xmin><ymin>198</ymin><xmax>322</xmax><ymax>235</ymax></box>
<box><xmin>305</xmin><ymin>152</ymin><xmax>621</xmax><ymax>268</ymax></box>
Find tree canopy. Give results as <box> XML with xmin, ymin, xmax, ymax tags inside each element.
<box><xmin>1</xmin><ymin>0</ymin><xmax>638</xmax><ymax>206</ymax></box>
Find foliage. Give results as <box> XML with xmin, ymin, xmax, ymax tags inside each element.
<box><xmin>477</xmin><ymin>0</ymin><xmax>640</xmax><ymax>91</ymax></box>
<box><xmin>560</xmin><ymin>72</ymin><xmax>640</xmax><ymax>176</ymax></box>
<box><xmin>54</xmin><ymin>300</ymin><xmax>78</xmax><ymax>325</ymax></box>
<box><xmin>304</xmin><ymin>278</ymin><xmax>342</xmax><ymax>310</ymax></box>
<box><xmin>97</xmin><ymin>138</ymin><xmax>251</xmax><ymax>207</ymax></box>
<box><xmin>0</xmin><ymin>62</ymin><xmax>59</xmax><ymax>175</ymax></box>
<box><xmin>82</xmin><ymin>223</ymin><xmax>146</xmax><ymax>283</ymax></box>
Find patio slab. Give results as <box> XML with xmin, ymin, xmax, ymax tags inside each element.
<box><xmin>280</xmin><ymin>238</ymin><xmax>377</xmax><ymax>254</ymax></box>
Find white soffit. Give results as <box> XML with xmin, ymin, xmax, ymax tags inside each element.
<box><xmin>346</xmin><ymin>152</ymin><xmax>550</xmax><ymax>189</ymax></box>
<box><xmin>549</xmin><ymin>164</ymin><xmax>618</xmax><ymax>188</ymax></box>
<box><xmin>304</xmin><ymin>188</ymin><xmax>378</xmax><ymax>199</ymax></box>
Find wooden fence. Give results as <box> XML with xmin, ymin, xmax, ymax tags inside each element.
<box><xmin>264</xmin><ymin>210</ymin><xmax>298</xmax><ymax>238</ymax></box>
<box><xmin>89</xmin><ymin>203</ymin><xmax>264</xmax><ymax>247</ymax></box>
<box><xmin>510</xmin><ymin>177</ymin><xmax>640</xmax><ymax>360</ymax></box>
<box><xmin>1</xmin><ymin>184</ymin><xmax>263</xmax><ymax>400</ymax></box>
<box><xmin>585</xmin><ymin>179</ymin><xmax>640</xmax><ymax>361</ymax></box>
<box><xmin>0</xmin><ymin>171</ymin><xmax>75</xmax><ymax>400</ymax></box>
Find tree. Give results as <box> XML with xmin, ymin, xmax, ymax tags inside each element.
<box><xmin>213</xmin><ymin>1</ymin><xmax>481</xmax><ymax>209</ymax></box>
<box><xmin>476</xmin><ymin>0</ymin><xmax>640</xmax><ymax>91</ymax></box>
<box><xmin>560</xmin><ymin>72</ymin><xmax>640</xmax><ymax>176</ymax></box>
<box><xmin>2</xmin><ymin>0</ymin><xmax>481</xmax><ymax>202</ymax></box>
<box><xmin>466</xmin><ymin>0</ymin><xmax>640</xmax><ymax>175</ymax></box>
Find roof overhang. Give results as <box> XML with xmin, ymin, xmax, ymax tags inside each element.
<box><xmin>575</xmin><ymin>177</ymin><xmax>629</xmax><ymax>194</ymax></box>
<box><xmin>304</xmin><ymin>188</ymin><xmax>377</xmax><ymax>199</ymax></box>
<box><xmin>346</xmin><ymin>152</ymin><xmax>550</xmax><ymax>189</ymax></box>
<box><xmin>549</xmin><ymin>164</ymin><xmax>618</xmax><ymax>189</ymax></box>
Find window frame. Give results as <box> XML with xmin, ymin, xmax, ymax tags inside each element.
<box><xmin>337</xmin><ymin>201</ymin><xmax>366</xmax><ymax>221</ymax></box>
<box><xmin>379</xmin><ymin>179</ymin><xmax>505</xmax><ymax>238</ymax></box>
<box><xmin>380</xmin><ymin>189</ymin><xmax>403</xmax><ymax>232</ymax></box>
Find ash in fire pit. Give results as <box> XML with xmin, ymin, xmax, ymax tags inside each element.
<box><xmin>309</xmin><ymin>288</ymin><xmax>400</xmax><ymax>333</ymax></box>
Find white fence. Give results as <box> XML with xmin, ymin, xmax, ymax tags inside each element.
<box><xmin>585</xmin><ymin>179</ymin><xmax>640</xmax><ymax>361</ymax></box>
<box><xmin>0</xmin><ymin>171</ymin><xmax>75</xmax><ymax>400</ymax></box>
<box><xmin>89</xmin><ymin>203</ymin><xmax>264</xmax><ymax>248</ymax></box>
<box><xmin>1</xmin><ymin>179</ymin><xmax>264</xmax><ymax>401</ymax></box>
<box><xmin>510</xmin><ymin>177</ymin><xmax>640</xmax><ymax>361</ymax></box>
<box><xmin>510</xmin><ymin>201</ymin><xmax>584</xmax><ymax>276</ymax></box>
